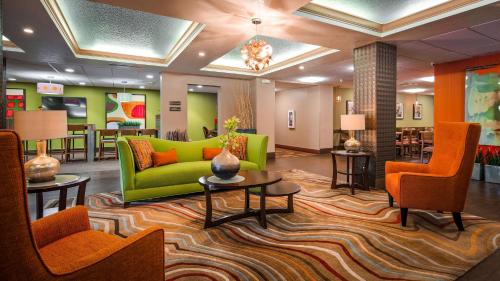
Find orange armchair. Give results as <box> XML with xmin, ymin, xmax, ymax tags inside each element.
<box><xmin>0</xmin><ymin>130</ymin><xmax>165</xmax><ymax>280</ymax></box>
<box><xmin>385</xmin><ymin>122</ymin><xmax>481</xmax><ymax>231</ymax></box>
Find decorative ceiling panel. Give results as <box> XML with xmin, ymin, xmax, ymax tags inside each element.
<box><xmin>41</xmin><ymin>0</ymin><xmax>205</xmax><ymax>66</ymax></box>
<box><xmin>202</xmin><ymin>35</ymin><xmax>338</xmax><ymax>76</ymax></box>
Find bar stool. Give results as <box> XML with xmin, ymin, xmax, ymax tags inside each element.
<box><xmin>120</xmin><ymin>129</ymin><xmax>138</xmax><ymax>137</ymax></box>
<box><xmin>139</xmin><ymin>129</ymin><xmax>157</xmax><ymax>137</ymax></box>
<box><xmin>99</xmin><ymin>129</ymin><xmax>118</xmax><ymax>160</ymax></box>
<box><xmin>66</xmin><ymin>124</ymin><xmax>88</xmax><ymax>162</ymax></box>
<box><xmin>48</xmin><ymin>138</ymin><xmax>66</xmax><ymax>162</ymax></box>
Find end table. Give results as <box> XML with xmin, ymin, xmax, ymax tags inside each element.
<box><xmin>331</xmin><ymin>150</ymin><xmax>370</xmax><ymax>195</ymax></box>
<box><xmin>27</xmin><ymin>174</ymin><xmax>90</xmax><ymax>219</ymax></box>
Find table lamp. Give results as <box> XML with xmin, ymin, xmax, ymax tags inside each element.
<box><xmin>14</xmin><ymin>110</ymin><xmax>68</xmax><ymax>183</ymax></box>
<box><xmin>340</xmin><ymin>114</ymin><xmax>365</xmax><ymax>153</ymax></box>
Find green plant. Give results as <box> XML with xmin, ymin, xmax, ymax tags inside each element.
<box><xmin>118</xmin><ymin>121</ymin><xmax>142</xmax><ymax>127</ymax></box>
<box><xmin>220</xmin><ymin>116</ymin><xmax>240</xmax><ymax>149</ymax></box>
<box><xmin>485</xmin><ymin>146</ymin><xmax>500</xmax><ymax>166</ymax></box>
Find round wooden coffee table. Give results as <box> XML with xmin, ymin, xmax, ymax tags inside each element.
<box><xmin>199</xmin><ymin>170</ymin><xmax>283</xmax><ymax>229</ymax></box>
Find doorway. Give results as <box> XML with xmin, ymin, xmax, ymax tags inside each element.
<box><xmin>187</xmin><ymin>84</ymin><xmax>219</xmax><ymax>141</ymax></box>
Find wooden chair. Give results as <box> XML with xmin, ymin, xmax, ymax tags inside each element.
<box><xmin>396</xmin><ymin>129</ymin><xmax>411</xmax><ymax>157</ymax></box>
<box><xmin>98</xmin><ymin>129</ymin><xmax>118</xmax><ymax>160</ymax></box>
<box><xmin>65</xmin><ymin>125</ymin><xmax>88</xmax><ymax>162</ymax></box>
<box><xmin>139</xmin><ymin>129</ymin><xmax>157</xmax><ymax>137</ymax></box>
<box><xmin>420</xmin><ymin>131</ymin><xmax>434</xmax><ymax>163</ymax></box>
<box><xmin>120</xmin><ymin>129</ymin><xmax>137</xmax><ymax>137</ymax></box>
<box><xmin>0</xmin><ymin>130</ymin><xmax>164</xmax><ymax>280</ymax></box>
<box><xmin>386</xmin><ymin>122</ymin><xmax>481</xmax><ymax>231</ymax></box>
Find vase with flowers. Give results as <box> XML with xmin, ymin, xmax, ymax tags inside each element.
<box><xmin>484</xmin><ymin>146</ymin><xmax>500</xmax><ymax>184</ymax></box>
<box><xmin>211</xmin><ymin>116</ymin><xmax>241</xmax><ymax>179</ymax></box>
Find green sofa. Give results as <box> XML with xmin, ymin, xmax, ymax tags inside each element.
<box><xmin>117</xmin><ymin>134</ymin><xmax>268</xmax><ymax>204</ymax></box>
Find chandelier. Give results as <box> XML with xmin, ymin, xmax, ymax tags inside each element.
<box><xmin>241</xmin><ymin>18</ymin><xmax>272</xmax><ymax>71</ymax></box>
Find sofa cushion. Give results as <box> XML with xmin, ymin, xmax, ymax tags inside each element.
<box><xmin>152</xmin><ymin>149</ymin><xmax>178</xmax><ymax>167</ymax></box>
<box><xmin>229</xmin><ymin>135</ymin><xmax>248</xmax><ymax>160</ymax></box>
<box><xmin>203</xmin><ymin>147</ymin><xmax>222</xmax><ymax>160</ymax></box>
<box><xmin>128</xmin><ymin>139</ymin><xmax>154</xmax><ymax>171</ymax></box>
<box><xmin>135</xmin><ymin>160</ymin><xmax>259</xmax><ymax>189</ymax></box>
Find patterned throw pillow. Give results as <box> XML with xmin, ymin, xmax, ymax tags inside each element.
<box><xmin>128</xmin><ymin>139</ymin><xmax>154</xmax><ymax>171</ymax></box>
<box><xmin>229</xmin><ymin>135</ymin><xmax>248</xmax><ymax>160</ymax></box>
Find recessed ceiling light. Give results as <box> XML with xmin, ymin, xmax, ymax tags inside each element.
<box><xmin>197</xmin><ymin>85</ymin><xmax>203</xmax><ymax>88</ymax></box>
<box><xmin>347</xmin><ymin>65</ymin><xmax>354</xmax><ymax>71</ymax></box>
<box><xmin>65</xmin><ymin>68</ymin><xmax>75</xmax><ymax>73</ymax></box>
<box><xmin>79</xmin><ymin>82</ymin><xmax>86</xmax><ymax>85</ymax></box>
<box><xmin>402</xmin><ymin>88</ymin><xmax>426</xmax><ymax>93</ymax></box>
<box><xmin>8</xmin><ymin>78</ymin><xmax>16</xmax><ymax>81</ymax></box>
<box><xmin>198</xmin><ymin>51</ymin><xmax>206</xmax><ymax>57</ymax></box>
<box><xmin>146</xmin><ymin>74</ymin><xmax>154</xmax><ymax>79</ymax></box>
<box><xmin>297</xmin><ymin>76</ymin><xmax>326</xmax><ymax>83</ymax></box>
<box><xmin>23</xmin><ymin>27</ymin><xmax>34</xmax><ymax>34</ymax></box>
<box><xmin>299</xmin><ymin>65</ymin><xmax>305</xmax><ymax>70</ymax></box>
<box><xmin>419</xmin><ymin>76</ymin><xmax>434</xmax><ymax>83</ymax></box>
<box><xmin>188</xmin><ymin>88</ymin><xmax>194</xmax><ymax>92</ymax></box>
<box><xmin>139</xmin><ymin>85</ymin><xmax>145</xmax><ymax>89</ymax></box>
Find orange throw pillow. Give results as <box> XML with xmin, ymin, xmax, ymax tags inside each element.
<box><xmin>203</xmin><ymin>147</ymin><xmax>222</xmax><ymax>160</ymax></box>
<box><xmin>128</xmin><ymin>139</ymin><xmax>154</xmax><ymax>171</ymax></box>
<box><xmin>152</xmin><ymin>149</ymin><xmax>178</xmax><ymax>167</ymax></box>
<box><xmin>229</xmin><ymin>135</ymin><xmax>248</xmax><ymax>160</ymax></box>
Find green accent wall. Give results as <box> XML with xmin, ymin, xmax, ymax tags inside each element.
<box><xmin>7</xmin><ymin>82</ymin><xmax>160</xmax><ymax>150</ymax></box>
<box><xmin>187</xmin><ymin>91</ymin><xmax>217</xmax><ymax>141</ymax></box>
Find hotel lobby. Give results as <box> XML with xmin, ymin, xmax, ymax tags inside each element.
<box><xmin>1</xmin><ymin>0</ymin><xmax>500</xmax><ymax>280</ymax></box>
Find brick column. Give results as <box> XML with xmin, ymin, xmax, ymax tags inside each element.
<box><xmin>353</xmin><ymin>42</ymin><xmax>397</xmax><ymax>188</ymax></box>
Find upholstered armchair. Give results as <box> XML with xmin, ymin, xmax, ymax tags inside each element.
<box><xmin>0</xmin><ymin>131</ymin><xmax>165</xmax><ymax>280</ymax></box>
<box><xmin>385</xmin><ymin>122</ymin><xmax>481</xmax><ymax>231</ymax></box>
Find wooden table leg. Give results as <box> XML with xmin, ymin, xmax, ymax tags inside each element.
<box><xmin>36</xmin><ymin>192</ymin><xmax>44</xmax><ymax>219</ymax></box>
<box><xmin>363</xmin><ymin>156</ymin><xmax>370</xmax><ymax>190</ymax></box>
<box><xmin>204</xmin><ymin>186</ymin><xmax>213</xmax><ymax>229</ymax></box>
<box><xmin>259</xmin><ymin>186</ymin><xmax>267</xmax><ymax>228</ymax></box>
<box><xmin>331</xmin><ymin>154</ymin><xmax>337</xmax><ymax>189</ymax></box>
<box><xmin>59</xmin><ymin>187</ymin><xmax>67</xmax><ymax>211</ymax></box>
<box><xmin>244</xmin><ymin>187</ymin><xmax>250</xmax><ymax>212</ymax></box>
<box><xmin>287</xmin><ymin>194</ymin><xmax>294</xmax><ymax>213</ymax></box>
<box><xmin>76</xmin><ymin>181</ymin><xmax>87</xmax><ymax>205</ymax></box>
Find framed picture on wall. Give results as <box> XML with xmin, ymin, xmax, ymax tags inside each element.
<box><xmin>6</xmin><ymin>88</ymin><xmax>26</xmax><ymax>119</ymax></box>
<box><xmin>413</xmin><ymin>103</ymin><xmax>423</xmax><ymax>120</ymax></box>
<box><xmin>396</xmin><ymin>102</ymin><xmax>404</xmax><ymax>119</ymax></box>
<box><xmin>346</xmin><ymin>100</ymin><xmax>354</xmax><ymax>115</ymax></box>
<box><xmin>288</xmin><ymin>110</ymin><xmax>295</xmax><ymax>129</ymax></box>
<box><xmin>105</xmin><ymin>93</ymin><xmax>146</xmax><ymax>129</ymax></box>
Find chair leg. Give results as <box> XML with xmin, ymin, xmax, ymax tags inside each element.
<box><xmin>400</xmin><ymin>208</ymin><xmax>408</xmax><ymax>227</ymax></box>
<box><xmin>388</xmin><ymin>193</ymin><xmax>394</xmax><ymax>207</ymax></box>
<box><xmin>452</xmin><ymin>212</ymin><xmax>465</xmax><ymax>231</ymax></box>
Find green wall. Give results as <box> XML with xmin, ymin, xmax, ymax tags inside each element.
<box><xmin>396</xmin><ymin>93</ymin><xmax>434</xmax><ymax>128</ymax></box>
<box><xmin>7</xmin><ymin>82</ymin><xmax>160</xmax><ymax>150</ymax></box>
<box><xmin>187</xmin><ymin>91</ymin><xmax>217</xmax><ymax>141</ymax></box>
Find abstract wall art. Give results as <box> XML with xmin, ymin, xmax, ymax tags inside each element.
<box><xmin>105</xmin><ymin>93</ymin><xmax>146</xmax><ymax>129</ymax></box>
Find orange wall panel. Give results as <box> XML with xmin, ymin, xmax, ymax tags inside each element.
<box><xmin>434</xmin><ymin>53</ymin><xmax>500</xmax><ymax>124</ymax></box>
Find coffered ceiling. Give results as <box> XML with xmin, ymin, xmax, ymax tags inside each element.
<box><xmin>3</xmin><ymin>0</ymin><xmax>500</xmax><ymax>91</ymax></box>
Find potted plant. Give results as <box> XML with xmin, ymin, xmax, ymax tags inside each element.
<box><xmin>484</xmin><ymin>146</ymin><xmax>500</xmax><ymax>184</ymax></box>
<box><xmin>471</xmin><ymin>146</ymin><xmax>485</xmax><ymax>181</ymax></box>
<box><xmin>118</xmin><ymin>121</ymin><xmax>142</xmax><ymax>129</ymax></box>
<box><xmin>211</xmin><ymin>116</ymin><xmax>241</xmax><ymax>179</ymax></box>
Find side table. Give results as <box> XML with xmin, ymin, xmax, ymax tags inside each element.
<box><xmin>331</xmin><ymin>150</ymin><xmax>370</xmax><ymax>195</ymax></box>
<box><xmin>27</xmin><ymin>174</ymin><xmax>91</xmax><ymax>219</ymax></box>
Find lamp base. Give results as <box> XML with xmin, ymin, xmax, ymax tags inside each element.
<box><xmin>344</xmin><ymin>136</ymin><xmax>361</xmax><ymax>153</ymax></box>
<box><xmin>25</xmin><ymin>140</ymin><xmax>60</xmax><ymax>183</ymax></box>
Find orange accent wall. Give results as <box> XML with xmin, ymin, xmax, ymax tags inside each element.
<box><xmin>434</xmin><ymin>53</ymin><xmax>500</xmax><ymax>124</ymax></box>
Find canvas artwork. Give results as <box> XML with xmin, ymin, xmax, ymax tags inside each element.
<box><xmin>346</xmin><ymin>100</ymin><xmax>354</xmax><ymax>115</ymax></box>
<box><xmin>396</xmin><ymin>102</ymin><xmax>404</xmax><ymax>119</ymax></box>
<box><xmin>6</xmin><ymin>88</ymin><xmax>25</xmax><ymax>119</ymax></box>
<box><xmin>413</xmin><ymin>104</ymin><xmax>423</xmax><ymax>120</ymax></box>
<box><xmin>106</xmin><ymin>93</ymin><xmax>146</xmax><ymax>129</ymax></box>
<box><xmin>465</xmin><ymin>65</ymin><xmax>500</xmax><ymax>146</ymax></box>
<box><xmin>288</xmin><ymin>110</ymin><xmax>295</xmax><ymax>129</ymax></box>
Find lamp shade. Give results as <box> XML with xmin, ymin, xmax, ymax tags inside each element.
<box><xmin>14</xmin><ymin>110</ymin><xmax>68</xmax><ymax>140</ymax></box>
<box><xmin>340</xmin><ymin>114</ymin><xmax>365</xmax><ymax>131</ymax></box>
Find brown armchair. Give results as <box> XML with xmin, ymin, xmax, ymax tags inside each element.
<box><xmin>385</xmin><ymin>122</ymin><xmax>481</xmax><ymax>231</ymax></box>
<box><xmin>0</xmin><ymin>130</ymin><xmax>165</xmax><ymax>280</ymax></box>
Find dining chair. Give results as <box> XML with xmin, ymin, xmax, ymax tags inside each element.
<box><xmin>66</xmin><ymin>124</ymin><xmax>88</xmax><ymax>162</ymax></box>
<box><xmin>98</xmin><ymin>129</ymin><xmax>118</xmax><ymax>160</ymax></box>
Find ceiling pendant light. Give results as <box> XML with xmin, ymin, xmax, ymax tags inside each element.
<box><xmin>241</xmin><ymin>17</ymin><xmax>273</xmax><ymax>71</ymax></box>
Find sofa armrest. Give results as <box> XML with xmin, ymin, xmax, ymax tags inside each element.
<box><xmin>31</xmin><ymin>206</ymin><xmax>90</xmax><ymax>248</ymax></box>
<box><xmin>245</xmin><ymin>134</ymin><xmax>268</xmax><ymax>170</ymax></box>
<box><xmin>117</xmin><ymin>137</ymin><xmax>136</xmax><ymax>198</ymax></box>
<box><xmin>50</xmin><ymin>227</ymin><xmax>165</xmax><ymax>280</ymax></box>
<box><xmin>385</xmin><ymin>161</ymin><xmax>429</xmax><ymax>175</ymax></box>
<box><xmin>398</xmin><ymin>172</ymin><xmax>461</xmax><ymax>211</ymax></box>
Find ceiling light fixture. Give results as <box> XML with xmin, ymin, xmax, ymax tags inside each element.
<box><xmin>198</xmin><ymin>51</ymin><xmax>206</xmax><ymax>57</ymax></box>
<box><xmin>299</xmin><ymin>65</ymin><xmax>305</xmax><ymax>70</ymax></box>
<box><xmin>402</xmin><ymin>88</ymin><xmax>426</xmax><ymax>93</ymax></box>
<box><xmin>65</xmin><ymin>68</ymin><xmax>75</xmax><ymax>73</ymax></box>
<box><xmin>419</xmin><ymin>76</ymin><xmax>434</xmax><ymax>83</ymax></box>
<box><xmin>79</xmin><ymin>82</ymin><xmax>86</xmax><ymax>85</ymax></box>
<box><xmin>139</xmin><ymin>85</ymin><xmax>145</xmax><ymax>89</ymax></box>
<box><xmin>197</xmin><ymin>85</ymin><xmax>203</xmax><ymax>88</ymax></box>
<box><xmin>297</xmin><ymin>76</ymin><xmax>326</xmax><ymax>83</ymax></box>
<box><xmin>146</xmin><ymin>74</ymin><xmax>154</xmax><ymax>79</ymax></box>
<box><xmin>188</xmin><ymin>88</ymin><xmax>194</xmax><ymax>92</ymax></box>
<box><xmin>241</xmin><ymin>18</ymin><xmax>273</xmax><ymax>71</ymax></box>
<box><xmin>8</xmin><ymin>78</ymin><xmax>16</xmax><ymax>81</ymax></box>
<box><xmin>23</xmin><ymin>27</ymin><xmax>34</xmax><ymax>34</ymax></box>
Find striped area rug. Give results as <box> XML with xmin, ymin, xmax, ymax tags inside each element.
<box><xmin>85</xmin><ymin>169</ymin><xmax>500</xmax><ymax>281</ymax></box>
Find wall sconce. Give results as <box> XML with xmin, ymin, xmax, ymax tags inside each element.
<box><xmin>335</xmin><ymin>96</ymin><xmax>342</xmax><ymax>103</ymax></box>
